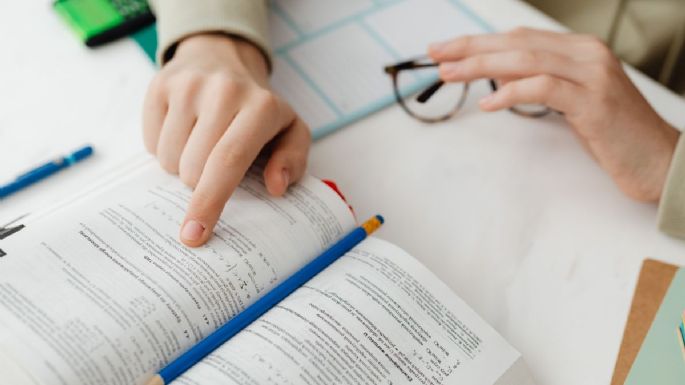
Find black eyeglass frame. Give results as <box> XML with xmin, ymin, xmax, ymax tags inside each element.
<box><xmin>384</xmin><ymin>57</ymin><xmax>552</xmax><ymax>123</ymax></box>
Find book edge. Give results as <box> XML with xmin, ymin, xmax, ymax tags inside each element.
<box><xmin>493</xmin><ymin>356</ymin><xmax>535</xmax><ymax>385</ymax></box>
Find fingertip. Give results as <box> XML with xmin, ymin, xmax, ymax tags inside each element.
<box><xmin>478</xmin><ymin>93</ymin><xmax>500</xmax><ymax>111</ymax></box>
<box><xmin>265</xmin><ymin>167</ymin><xmax>290</xmax><ymax>196</ymax></box>
<box><xmin>428</xmin><ymin>41</ymin><xmax>448</xmax><ymax>59</ymax></box>
<box><xmin>438</xmin><ymin>63</ymin><xmax>461</xmax><ymax>81</ymax></box>
<box><xmin>180</xmin><ymin>219</ymin><xmax>210</xmax><ymax>247</ymax></box>
<box><xmin>427</xmin><ymin>46</ymin><xmax>441</xmax><ymax>60</ymax></box>
<box><xmin>438</xmin><ymin>63</ymin><xmax>449</xmax><ymax>79</ymax></box>
<box><xmin>479</xmin><ymin>92</ymin><xmax>493</xmax><ymax>104</ymax></box>
<box><xmin>181</xmin><ymin>219</ymin><xmax>204</xmax><ymax>240</ymax></box>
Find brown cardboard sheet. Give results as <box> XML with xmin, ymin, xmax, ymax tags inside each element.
<box><xmin>611</xmin><ymin>259</ymin><xmax>679</xmax><ymax>385</ymax></box>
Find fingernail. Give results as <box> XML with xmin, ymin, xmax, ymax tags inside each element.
<box><xmin>440</xmin><ymin>62</ymin><xmax>461</xmax><ymax>76</ymax></box>
<box><xmin>282</xmin><ymin>168</ymin><xmax>290</xmax><ymax>188</ymax></box>
<box><xmin>429</xmin><ymin>41</ymin><xmax>447</xmax><ymax>54</ymax></box>
<box><xmin>181</xmin><ymin>220</ymin><xmax>205</xmax><ymax>242</ymax></box>
<box><xmin>479</xmin><ymin>93</ymin><xmax>496</xmax><ymax>107</ymax></box>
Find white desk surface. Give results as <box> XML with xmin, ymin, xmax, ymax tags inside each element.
<box><xmin>2</xmin><ymin>1</ymin><xmax>685</xmax><ymax>384</ymax></box>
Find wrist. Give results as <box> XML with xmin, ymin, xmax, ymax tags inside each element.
<box><xmin>650</xmin><ymin>122</ymin><xmax>680</xmax><ymax>200</ymax></box>
<box><xmin>620</xmin><ymin>120</ymin><xmax>680</xmax><ymax>202</ymax></box>
<box><xmin>174</xmin><ymin>33</ymin><xmax>269</xmax><ymax>85</ymax></box>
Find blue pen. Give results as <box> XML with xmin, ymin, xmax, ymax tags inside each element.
<box><xmin>0</xmin><ymin>145</ymin><xmax>93</xmax><ymax>199</ymax></box>
<box><xmin>145</xmin><ymin>215</ymin><xmax>384</xmax><ymax>385</ymax></box>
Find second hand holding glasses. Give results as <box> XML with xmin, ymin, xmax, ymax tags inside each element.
<box><xmin>384</xmin><ymin>56</ymin><xmax>553</xmax><ymax>123</ymax></box>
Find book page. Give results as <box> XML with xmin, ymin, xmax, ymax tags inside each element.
<box><xmin>0</xmin><ymin>161</ymin><xmax>355</xmax><ymax>385</ymax></box>
<box><xmin>174</xmin><ymin>237</ymin><xmax>530</xmax><ymax>385</ymax></box>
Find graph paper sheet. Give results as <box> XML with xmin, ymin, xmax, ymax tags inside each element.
<box><xmin>268</xmin><ymin>0</ymin><xmax>489</xmax><ymax>139</ymax></box>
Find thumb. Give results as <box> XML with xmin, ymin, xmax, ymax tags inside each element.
<box><xmin>263</xmin><ymin>118</ymin><xmax>311</xmax><ymax>196</ymax></box>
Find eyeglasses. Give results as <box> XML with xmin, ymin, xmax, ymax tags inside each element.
<box><xmin>384</xmin><ymin>56</ymin><xmax>552</xmax><ymax>123</ymax></box>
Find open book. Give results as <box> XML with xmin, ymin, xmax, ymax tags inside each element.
<box><xmin>0</xmin><ymin>157</ymin><xmax>532</xmax><ymax>385</ymax></box>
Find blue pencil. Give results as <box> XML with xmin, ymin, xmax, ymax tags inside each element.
<box><xmin>0</xmin><ymin>145</ymin><xmax>93</xmax><ymax>199</ymax></box>
<box><xmin>145</xmin><ymin>215</ymin><xmax>385</xmax><ymax>385</ymax></box>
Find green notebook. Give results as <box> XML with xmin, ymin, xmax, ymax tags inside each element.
<box><xmin>625</xmin><ymin>267</ymin><xmax>685</xmax><ymax>384</ymax></box>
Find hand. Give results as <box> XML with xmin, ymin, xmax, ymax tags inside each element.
<box><xmin>143</xmin><ymin>34</ymin><xmax>310</xmax><ymax>247</ymax></box>
<box><xmin>428</xmin><ymin>28</ymin><xmax>680</xmax><ymax>202</ymax></box>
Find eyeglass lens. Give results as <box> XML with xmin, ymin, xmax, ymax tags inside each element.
<box><xmin>394</xmin><ymin>65</ymin><xmax>468</xmax><ymax>122</ymax></box>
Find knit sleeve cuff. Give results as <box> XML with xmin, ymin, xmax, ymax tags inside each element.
<box><xmin>150</xmin><ymin>0</ymin><xmax>270</xmax><ymax>67</ymax></box>
<box><xmin>658</xmin><ymin>132</ymin><xmax>685</xmax><ymax>237</ymax></box>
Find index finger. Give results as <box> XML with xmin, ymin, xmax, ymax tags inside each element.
<box><xmin>179</xmin><ymin>95</ymin><xmax>294</xmax><ymax>247</ymax></box>
<box><xmin>428</xmin><ymin>28</ymin><xmax>588</xmax><ymax>61</ymax></box>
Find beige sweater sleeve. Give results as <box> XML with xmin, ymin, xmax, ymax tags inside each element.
<box><xmin>658</xmin><ymin>133</ymin><xmax>685</xmax><ymax>237</ymax></box>
<box><xmin>148</xmin><ymin>0</ymin><xmax>270</xmax><ymax>65</ymax></box>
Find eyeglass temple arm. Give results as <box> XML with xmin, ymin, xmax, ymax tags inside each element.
<box><xmin>384</xmin><ymin>60</ymin><xmax>438</xmax><ymax>74</ymax></box>
<box><xmin>416</xmin><ymin>80</ymin><xmax>444</xmax><ymax>103</ymax></box>
<box><xmin>383</xmin><ymin>60</ymin><xmax>444</xmax><ymax>103</ymax></box>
